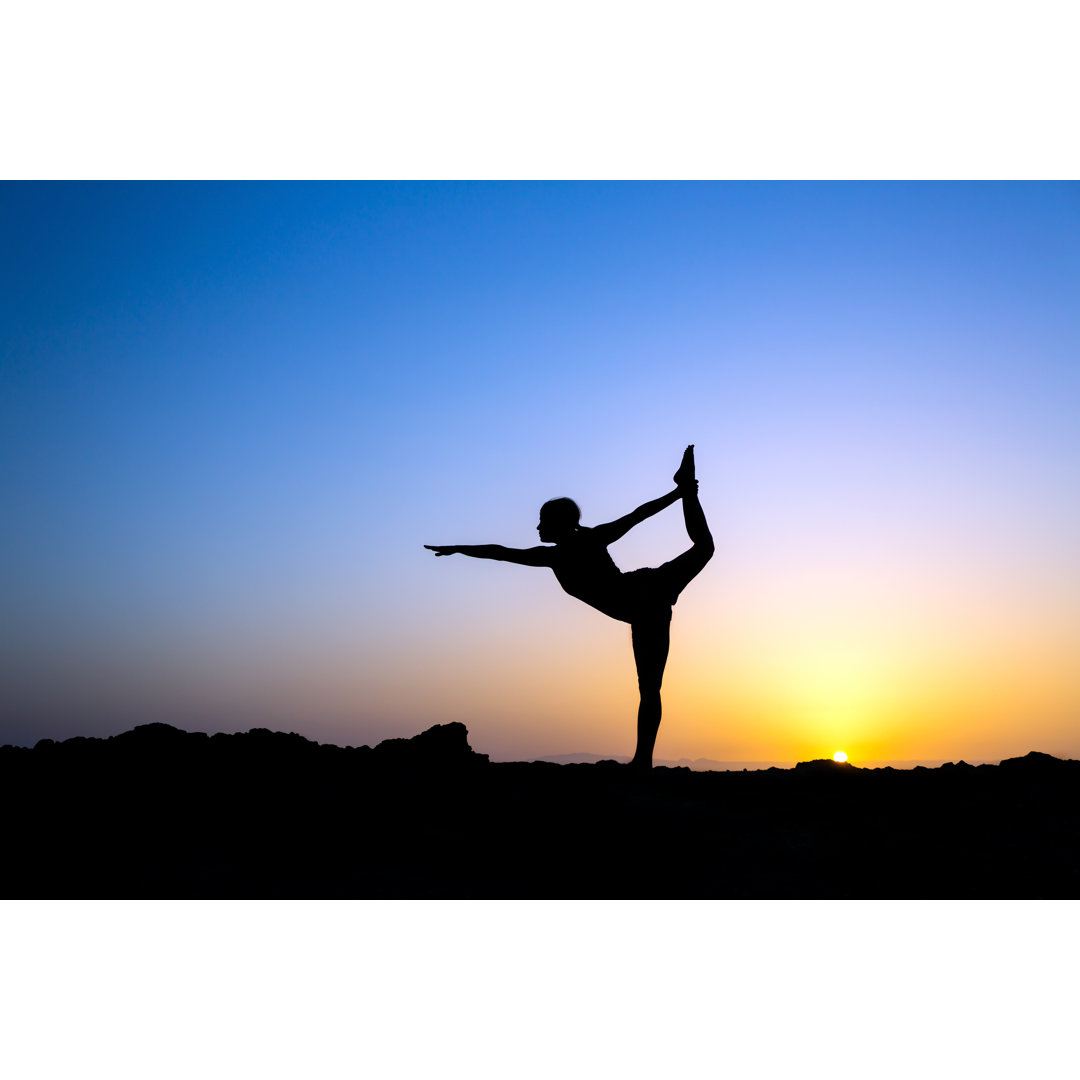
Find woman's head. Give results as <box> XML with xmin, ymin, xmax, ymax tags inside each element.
<box><xmin>538</xmin><ymin>497</ymin><xmax>581</xmax><ymax>542</ymax></box>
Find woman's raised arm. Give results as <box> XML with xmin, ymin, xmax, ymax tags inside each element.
<box><xmin>591</xmin><ymin>488</ymin><xmax>683</xmax><ymax>546</ymax></box>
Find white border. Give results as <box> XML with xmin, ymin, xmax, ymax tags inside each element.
<box><xmin>2</xmin><ymin>2</ymin><xmax>1078</xmax><ymax>178</ymax></box>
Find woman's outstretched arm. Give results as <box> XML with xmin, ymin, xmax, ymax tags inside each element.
<box><xmin>591</xmin><ymin>487</ymin><xmax>684</xmax><ymax>545</ymax></box>
<box><xmin>425</xmin><ymin>544</ymin><xmax>555</xmax><ymax>566</ymax></box>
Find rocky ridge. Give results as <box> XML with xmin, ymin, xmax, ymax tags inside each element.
<box><xmin>3</xmin><ymin>723</ymin><xmax>1078</xmax><ymax>898</ymax></box>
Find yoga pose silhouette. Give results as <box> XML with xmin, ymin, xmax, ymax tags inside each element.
<box><xmin>426</xmin><ymin>446</ymin><xmax>714</xmax><ymax>769</ymax></box>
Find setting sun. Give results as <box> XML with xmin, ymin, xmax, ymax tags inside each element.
<box><xmin>833</xmin><ymin>751</ymin><xmax>848</xmax><ymax>763</ymax></box>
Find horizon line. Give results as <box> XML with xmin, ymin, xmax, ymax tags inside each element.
<box><xmin>524</xmin><ymin>753</ymin><xmax>1004</xmax><ymax>770</ymax></box>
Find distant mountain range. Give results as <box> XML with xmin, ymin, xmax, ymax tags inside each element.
<box><xmin>531</xmin><ymin>753</ymin><xmax>997</xmax><ymax>770</ymax></box>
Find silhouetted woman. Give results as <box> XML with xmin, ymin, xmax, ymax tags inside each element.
<box><xmin>426</xmin><ymin>446</ymin><xmax>714</xmax><ymax>769</ymax></box>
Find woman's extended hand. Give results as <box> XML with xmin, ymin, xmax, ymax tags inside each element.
<box><xmin>424</xmin><ymin>545</ymin><xmax>459</xmax><ymax>556</ymax></box>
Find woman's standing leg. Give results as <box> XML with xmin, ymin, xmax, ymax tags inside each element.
<box><xmin>629</xmin><ymin>617</ymin><xmax>670</xmax><ymax>769</ymax></box>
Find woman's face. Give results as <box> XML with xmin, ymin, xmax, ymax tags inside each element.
<box><xmin>537</xmin><ymin>511</ymin><xmax>570</xmax><ymax>543</ymax></box>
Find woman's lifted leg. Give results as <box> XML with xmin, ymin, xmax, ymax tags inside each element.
<box><xmin>666</xmin><ymin>445</ymin><xmax>715</xmax><ymax>600</ymax></box>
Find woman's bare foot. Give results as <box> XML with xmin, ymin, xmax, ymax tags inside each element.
<box><xmin>673</xmin><ymin>444</ymin><xmax>696</xmax><ymax>490</ymax></box>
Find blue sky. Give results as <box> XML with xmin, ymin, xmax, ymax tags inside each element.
<box><xmin>2</xmin><ymin>182</ymin><xmax>1078</xmax><ymax>760</ymax></box>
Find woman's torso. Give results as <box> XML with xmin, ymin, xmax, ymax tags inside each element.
<box><xmin>549</xmin><ymin>529</ymin><xmax>633</xmax><ymax>622</ymax></box>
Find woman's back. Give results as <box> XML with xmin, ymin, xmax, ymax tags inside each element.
<box><xmin>549</xmin><ymin>529</ymin><xmax>630</xmax><ymax>622</ymax></box>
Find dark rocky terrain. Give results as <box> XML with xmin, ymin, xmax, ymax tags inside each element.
<box><xmin>3</xmin><ymin>722</ymin><xmax>1079</xmax><ymax>897</ymax></box>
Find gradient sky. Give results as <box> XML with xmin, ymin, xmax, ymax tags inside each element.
<box><xmin>2</xmin><ymin>182</ymin><xmax>1077</xmax><ymax>763</ymax></box>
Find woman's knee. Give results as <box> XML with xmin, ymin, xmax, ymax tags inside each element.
<box><xmin>685</xmin><ymin>537</ymin><xmax>714</xmax><ymax>575</ymax></box>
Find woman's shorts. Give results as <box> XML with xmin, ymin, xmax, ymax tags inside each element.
<box><xmin>623</xmin><ymin>566</ymin><xmax>676</xmax><ymax>623</ymax></box>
